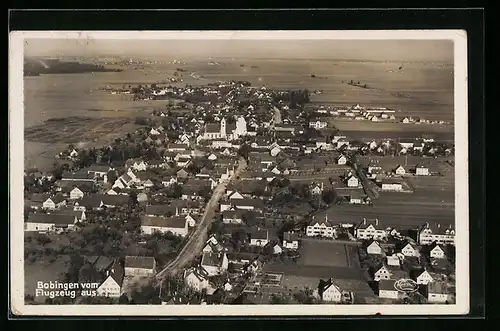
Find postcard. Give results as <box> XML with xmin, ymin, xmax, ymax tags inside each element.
<box><xmin>9</xmin><ymin>30</ymin><xmax>469</xmax><ymax>316</ymax></box>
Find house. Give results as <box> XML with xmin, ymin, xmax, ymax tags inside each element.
<box><xmin>401</xmin><ymin>117</ymin><xmax>410</xmax><ymax>124</ymax></box>
<box><xmin>400</xmin><ymin>242</ymin><xmax>421</xmax><ymax>258</ymax></box>
<box><xmin>394</xmin><ymin>165</ymin><xmax>406</xmax><ymax>176</ymax></box>
<box><xmin>137</xmin><ymin>192</ymin><xmax>148</xmax><ymax>203</ymax></box>
<box><xmin>162</xmin><ymin>176</ymin><xmax>178</xmax><ymax>187</ymax></box>
<box><xmin>184</xmin><ymin>267</ymin><xmax>215</xmax><ymax>294</ymax></box>
<box><xmin>124</xmin><ymin>256</ymin><xmax>156</xmax><ymax>277</ymax></box>
<box><xmin>366</xmin><ymin>240</ymin><xmax>385</xmax><ymax>255</ymax></box>
<box><xmin>373</xmin><ymin>265</ymin><xmax>392</xmax><ymax>281</ymax></box>
<box><xmin>25</xmin><ymin>213</ymin><xmax>79</xmax><ymax>233</ymax></box>
<box><xmin>418</xmin><ymin>223</ymin><xmax>455</xmax><ymax>245</ymax></box>
<box><xmin>272</xmin><ymin>244</ymin><xmax>283</xmax><ymax>255</ymax></box>
<box><xmin>148</xmin><ymin>159</ymin><xmax>168</xmax><ymax>169</ymax></box>
<box><xmin>28</xmin><ymin>193</ymin><xmax>49</xmax><ymax>209</ymax></box>
<box><xmin>346</xmin><ymin>175</ymin><xmax>359</xmax><ymax>188</ymax></box>
<box><xmin>270</xmin><ymin>146</ymin><xmax>282</xmax><ymax>157</ymax></box>
<box><xmin>282</xmin><ymin>231</ymin><xmax>299</xmax><ymax>250</ymax></box>
<box><xmin>429</xmin><ymin>244</ymin><xmax>447</xmax><ymax>259</ymax></box>
<box><xmin>222</xmin><ymin>210</ymin><xmax>245</xmax><ymax>224</ymax></box>
<box><xmin>200</xmin><ymin>252</ymin><xmax>229</xmax><ymax>276</ymax></box>
<box><xmin>69</xmin><ymin>187</ymin><xmax>85</xmax><ymax>200</ymax></box>
<box><xmin>415</xmin><ymin>269</ymin><xmax>439</xmax><ymax>285</ymax></box>
<box><xmin>177</xmin><ymin>169</ymin><xmax>189</xmax><ymax>179</ymax></box>
<box><xmin>96</xmin><ymin>259</ymin><xmax>124</xmax><ymax>298</ymax></box>
<box><xmin>140</xmin><ymin>215</ymin><xmax>189</xmax><ymax>237</ymax></box>
<box><xmin>378</xmin><ymin>279</ymin><xmax>401</xmax><ymax>299</ymax></box>
<box><xmin>355</xmin><ymin>218</ymin><xmax>387</xmax><ymax>241</ymax></box>
<box><xmin>249</xmin><ymin>228</ymin><xmax>269</xmax><ymax>247</ymax></box>
<box><xmin>207</xmin><ymin>153</ymin><xmax>218</xmax><ymax>161</ymax></box>
<box><xmin>337</xmin><ymin>154</ymin><xmax>347</xmax><ymax>165</ymax></box>
<box><xmin>399</xmin><ymin>139</ymin><xmax>415</xmax><ymax>149</ymax></box>
<box><xmin>69</xmin><ymin>149</ymin><xmax>79</xmax><ymax>158</ymax></box>
<box><xmin>415</xmin><ymin>164</ymin><xmax>430</xmax><ymax>176</ymax></box>
<box><xmin>87</xmin><ymin>164</ymin><xmax>112</xmax><ymax>180</ymax></box>
<box><xmin>219</xmin><ymin>198</ymin><xmax>263</xmax><ymax>212</ymax></box>
<box><xmin>427</xmin><ymin>281</ymin><xmax>453</xmax><ymax>303</ymax></box>
<box><xmin>42</xmin><ymin>195</ymin><xmax>67</xmax><ymax>210</ymax></box>
<box><xmin>386</xmin><ymin>254</ymin><xmax>401</xmax><ymax>267</ymax></box>
<box><xmin>306</xmin><ymin>216</ymin><xmax>334</xmax><ymax>238</ymax></box>
<box><xmin>202</xmin><ymin>240</ymin><xmax>223</xmax><ymax>254</ymax></box>
<box><xmin>150</xmin><ymin>128</ymin><xmax>160</xmax><ymax>135</ymax></box>
<box><xmin>309</xmin><ymin>120</ymin><xmax>328</xmax><ymax>130</ymax></box>
<box><xmin>126</xmin><ymin>159</ymin><xmax>148</xmax><ymax>172</ymax></box>
<box><xmin>381</xmin><ymin>178</ymin><xmax>404</xmax><ymax>191</ymax></box>
<box><xmin>77</xmin><ymin>194</ymin><xmax>129</xmax><ymax>210</ymax></box>
<box><xmin>227</xmin><ymin>191</ymin><xmax>244</xmax><ymax>200</ymax></box>
<box><xmin>317</xmin><ymin>278</ymin><xmax>343</xmax><ymax>303</ymax></box>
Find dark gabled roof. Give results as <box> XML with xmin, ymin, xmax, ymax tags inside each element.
<box><xmin>30</xmin><ymin>193</ymin><xmax>49</xmax><ymax>203</ymax></box>
<box><xmin>378</xmin><ymin>279</ymin><xmax>397</xmax><ymax>291</ymax></box>
<box><xmin>62</xmin><ymin>171</ymin><xmax>94</xmax><ymax>180</ymax></box>
<box><xmin>222</xmin><ymin>209</ymin><xmax>246</xmax><ymax>219</ymax></box>
<box><xmin>283</xmin><ymin>231</ymin><xmax>299</xmax><ymax>242</ymax></box>
<box><xmin>26</xmin><ymin>213</ymin><xmax>76</xmax><ymax>225</ymax></box>
<box><xmin>248</xmin><ymin>228</ymin><xmax>268</xmax><ymax>240</ymax></box>
<box><xmin>201</xmin><ymin>252</ymin><xmax>226</xmax><ymax>268</ymax></box>
<box><xmin>145</xmin><ymin>204</ymin><xmax>175</xmax><ymax>216</ymax></box>
<box><xmin>87</xmin><ymin>164</ymin><xmax>111</xmax><ymax>172</ymax></box>
<box><xmin>141</xmin><ymin>215</ymin><xmax>187</xmax><ymax>229</ymax></box>
<box><xmin>79</xmin><ymin>194</ymin><xmax>129</xmax><ymax>207</ymax></box>
<box><xmin>222</xmin><ymin>198</ymin><xmax>264</xmax><ymax>208</ymax></box>
<box><xmin>356</xmin><ymin>218</ymin><xmax>383</xmax><ymax>230</ymax></box>
<box><xmin>109</xmin><ymin>260</ymin><xmax>125</xmax><ymax>286</ymax></box>
<box><xmin>318</xmin><ymin>278</ymin><xmax>342</xmax><ymax>295</ymax></box>
<box><xmin>47</xmin><ymin>194</ymin><xmax>66</xmax><ymax>204</ymax></box>
<box><xmin>419</xmin><ymin>222</ymin><xmax>455</xmax><ymax>236</ymax></box>
<box><xmin>124</xmin><ymin>256</ymin><xmax>155</xmax><ymax>270</ymax></box>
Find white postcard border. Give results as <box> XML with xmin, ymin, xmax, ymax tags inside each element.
<box><xmin>10</xmin><ymin>30</ymin><xmax>469</xmax><ymax>316</ymax></box>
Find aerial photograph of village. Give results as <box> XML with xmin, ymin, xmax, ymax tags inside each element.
<box><xmin>21</xmin><ymin>37</ymin><xmax>457</xmax><ymax>306</ymax></box>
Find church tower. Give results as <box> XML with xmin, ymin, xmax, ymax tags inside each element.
<box><xmin>220</xmin><ymin>117</ymin><xmax>227</xmax><ymax>138</ymax></box>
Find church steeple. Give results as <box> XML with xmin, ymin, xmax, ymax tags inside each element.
<box><xmin>220</xmin><ymin>117</ymin><xmax>227</xmax><ymax>137</ymax></box>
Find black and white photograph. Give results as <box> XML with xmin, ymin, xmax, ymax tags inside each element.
<box><xmin>9</xmin><ymin>30</ymin><xmax>469</xmax><ymax>316</ymax></box>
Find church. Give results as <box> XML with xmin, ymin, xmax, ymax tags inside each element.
<box><xmin>199</xmin><ymin>116</ymin><xmax>249</xmax><ymax>141</ymax></box>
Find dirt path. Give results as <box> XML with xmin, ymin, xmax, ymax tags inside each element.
<box><xmin>155</xmin><ymin>157</ymin><xmax>247</xmax><ymax>280</ymax></box>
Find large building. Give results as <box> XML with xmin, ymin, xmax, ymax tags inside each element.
<box><xmin>418</xmin><ymin>222</ymin><xmax>455</xmax><ymax>245</ymax></box>
<box><xmin>306</xmin><ymin>216</ymin><xmax>334</xmax><ymax>238</ymax></box>
<box><xmin>200</xmin><ymin>117</ymin><xmax>249</xmax><ymax>141</ymax></box>
<box><xmin>355</xmin><ymin>218</ymin><xmax>388</xmax><ymax>241</ymax></box>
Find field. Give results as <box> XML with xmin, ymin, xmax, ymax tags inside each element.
<box><xmin>298</xmin><ymin>239</ymin><xmax>352</xmax><ymax>268</ymax></box>
<box><xmin>331</xmin><ymin>120</ymin><xmax>454</xmax><ymax>141</ymax></box>
<box><xmin>358</xmin><ymin>155</ymin><xmax>454</xmax><ymax>172</ymax></box>
<box><xmin>24</xmin><ymin>255</ymin><xmax>71</xmax><ymax>303</ymax></box>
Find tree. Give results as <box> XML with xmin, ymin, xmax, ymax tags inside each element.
<box><xmin>321</xmin><ymin>189</ymin><xmax>337</xmax><ymax>205</ymax></box>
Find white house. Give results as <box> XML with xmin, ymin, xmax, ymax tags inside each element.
<box><xmin>200</xmin><ymin>252</ymin><xmax>228</xmax><ymax>276</ymax></box>
<box><xmin>374</xmin><ymin>265</ymin><xmax>392</xmax><ymax>281</ymax></box>
<box><xmin>318</xmin><ymin>279</ymin><xmax>343</xmax><ymax>302</ymax></box>
<box><xmin>184</xmin><ymin>267</ymin><xmax>215</xmax><ymax>294</ymax></box>
<box><xmin>430</xmin><ymin>244</ymin><xmax>446</xmax><ymax>259</ymax></box>
<box><xmin>96</xmin><ymin>260</ymin><xmax>124</xmax><ymax>298</ymax></box>
<box><xmin>347</xmin><ymin>175</ymin><xmax>360</xmax><ymax>188</ymax></box>
<box><xmin>282</xmin><ymin>231</ymin><xmax>299</xmax><ymax>250</ymax></box>
<box><xmin>378</xmin><ymin>279</ymin><xmax>401</xmax><ymax>299</ymax></box>
<box><xmin>249</xmin><ymin>228</ymin><xmax>269</xmax><ymax>247</ymax></box>
<box><xmin>415</xmin><ymin>165</ymin><xmax>430</xmax><ymax>176</ymax></box>
<box><xmin>381</xmin><ymin>178</ymin><xmax>404</xmax><ymax>191</ymax></box>
<box><xmin>355</xmin><ymin>219</ymin><xmax>387</xmax><ymax>241</ymax></box>
<box><xmin>207</xmin><ymin>153</ymin><xmax>218</xmax><ymax>161</ymax></box>
<box><xmin>306</xmin><ymin>216</ymin><xmax>334</xmax><ymax>238</ymax></box>
<box><xmin>386</xmin><ymin>254</ymin><xmax>401</xmax><ymax>267</ymax></box>
<box><xmin>140</xmin><ymin>215</ymin><xmax>189</xmax><ymax>237</ymax></box>
<box><xmin>400</xmin><ymin>243</ymin><xmax>421</xmax><ymax>258</ymax></box>
<box><xmin>25</xmin><ymin>213</ymin><xmax>79</xmax><ymax>233</ymax></box>
<box><xmin>416</xmin><ymin>270</ymin><xmax>435</xmax><ymax>285</ymax></box>
<box><xmin>367</xmin><ymin>241</ymin><xmax>384</xmax><ymax>255</ymax></box>
<box><xmin>337</xmin><ymin>155</ymin><xmax>347</xmax><ymax>165</ymax></box>
<box><xmin>270</xmin><ymin>146</ymin><xmax>281</xmax><ymax>157</ymax></box>
<box><xmin>309</xmin><ymin>120</ymin><xmax>328</xmax><ymax>130</ymax></box>
<box><xmin>67</xmin><ymin>186</ymin><xmax>85</xmax><ymax>200</ymax></box>
<box><xmin>42</xmin><ymin>195</ymin><xmax>67</xmax><ymax>210</ymax></box>
<box><xmin>124</xmin><ymin>256</ymin><xmax>156</xmax><ymax>277</ymax></box>
<box><xmin>394</xmin><ymin>165</ymin><xmax>406</xmax><ymax>176</ymax></box>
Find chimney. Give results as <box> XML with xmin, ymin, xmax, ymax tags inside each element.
<box><xmin>375</xmin><ymin>219</ymin><xmax>379</xmax><ymax>226</ymax></box>
<box><xmin>363</xmin><ymin>218</ymin><xmax>367</xmax><ymax>225</ymax></box>
<box><xmin>175</xmin><ymin>207</ymin><xmax>179</xmax><ymax>216</ymax></box>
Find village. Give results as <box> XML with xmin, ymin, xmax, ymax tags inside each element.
<box><xmin>23</xmin><ymin>80</ymin><xmax>456</xmax><ymax>305</ymax></box>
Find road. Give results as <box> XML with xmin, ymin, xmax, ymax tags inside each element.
<box><xmin>155</xmin><ymin>157</ymin><xmax>247</xmax><ymax>280</ymax></box>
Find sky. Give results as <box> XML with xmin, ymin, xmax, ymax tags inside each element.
<box><xmin>24</xmin><ymin>39</ymin><xmax>454</xmax><ymax>63</ymax></box>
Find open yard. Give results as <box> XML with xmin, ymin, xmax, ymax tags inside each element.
<box><xmin>24</xmin><ymin>255</ymin><xmax>71</xmax><ymax>304</ymax></box>
<box><xmin>298</xmin><ymin>239</ymin><xmax>356</xmax><ymax>268</ymax></box>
